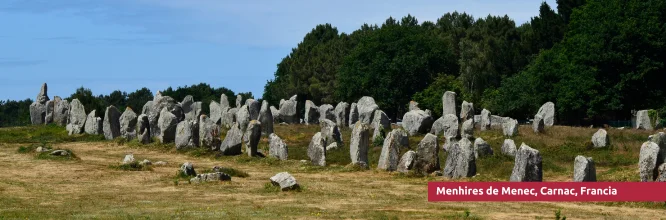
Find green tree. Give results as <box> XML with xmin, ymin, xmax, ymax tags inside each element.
<box><xmin>67</xmin><ymin>87</ymin><xmax>103</xmax><ymax>117</ymax></box>
<box><xmin>126</xmin><ymin>87</ymin><xmax>153</xmax><ymax>112</ymax></box>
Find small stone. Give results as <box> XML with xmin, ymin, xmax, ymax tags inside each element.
<box><xmin>190</xmin><ymin>172</ymin><xmax>231</xmax><ymax>183</ymax></box>
<box><xmin>122</xmin><ymin>154</ymin><xmax>135</xmax><ymax>164</ymax></box>
<box><xmin>139</xmin><ymin>159</ymin><xmax>152</xmax><ymax>166</ymax></box>
<box><xmin>49</xmin><ymin>150</ymin><xmax>69</xmax><ymax>156</ymax></box>
<box><xmin>502</xmin><ymin>118</ymin><xmax>519</xmax><ymax>137</ymax></box>
<box><xmin>270</xmin><ymin>172</ymin><xmax>300</xmax><ymax>191</ymax></box>
<box><xmin>573</xmin><ymin>156</ymin><xmax>596</xmax><ymax>182</ymax></box>
<box><xmin>180</xmin><ymin>162</ymin><xmax>196</xmax><ymax>176</ymax></box>
<box><xmin>397</xmin><ymin>150</ymin><xmax>416</xmax><ymax>173</ymax></box>
<box><xmin>154</xmin><ymin>161</ymin><xmax>168</xmax><ymax>166</ymax></box>
<box><xmin>268</xmin><ymin>133</ymin><xmax>288</xmax><ymax>160</ymax></box>
<box><xmin>501</xmin><ymin>139</ymin><xmax>517</xmax><ymax>157</ymax></box>
<box><xmin>473</xmin><ymin>137</ymin><xmax>493</xmax><ymax>158</ymax></box>
<box><xmin>591</xmin><ymin>129</ymin><xmax>609</xmax><ymax>148</ymax></box>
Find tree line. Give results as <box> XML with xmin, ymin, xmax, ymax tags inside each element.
<box><xmin>263</xmin><ymin>0</ymin><xmax>666</xmax><ymax>125</ymax></box>
<box><xmin>0</xmin><ymin>83</ymin><xmax>251</xmax><ymax>127</ymax></box>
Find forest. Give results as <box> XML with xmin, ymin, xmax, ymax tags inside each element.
<box><xmin>2</xmin><ymin>0</ymin><xmax>665</xmax><ymax>127</ymax></box>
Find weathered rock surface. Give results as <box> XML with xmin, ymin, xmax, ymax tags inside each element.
<box><xmin>220</xmin><ymin>123</ymin><xmax>243</xmax><ymax>155</ymax></box>
<box><xmin>397</xmin><ymin>150</ymin><xmax>416</xmax><ymax>173</ymax></box>
<box><xmin>334</xmin><ymin>102</ymin><xmax>349</xmax><ymax>128</ymax></box>
<box><xmin>50</xmin><ymin>150</ymin><xmax>69</xmax><ymax>156</ymax></box>
<box><xmin>536</xmin><ymin>102</ymin><xmax>555</xmax><ymax>127</ymax></box>
<box><xmin>103</xmin><ymin>106</ymin><xmax>121</xmax><ymax>140</ymax></box>
<box><xmin>243</xmin><ymin>120</ymin><xmax>261</xmax><ymax>157</ymax></box>
<box><xmin>460</xmin><ymin>101</ymin><xmax>474</xmax><ymax>122</ymax></box>
<box><xmin>36</xmin><ymin>83</ymin><xmax>50</xmax><ymax>104</ymax></box>
<box><xmin>533</xmin><ymin>115</ymin><xmax>545</xmax><ymax>133</ymax></box>
<box><xmin>431</xmin><ymin>114</ymin><xmax>459</xmax><ymax>139</ymax></box>
<box><xmin>502</xmin><ymin>118</ymin><xmax>519</xmax><ymax>137</ymax></box>
<box><xmin>573</xmin><ymin>156</ymin><xmax>596</xmax><ymax>182</ymax></box>
<box><xmin>235</xmin><ymin>105</ymin><xmax>251</xmax><ymax>131</ymax></box>
<box><xmin>658</xmin><ymin>164</ymin><xmax>666</xmax><ymax>182</ymax></box>
<box><xmin>137</xmin><ymin>114</ymin><xmax>150</xmax><ymax>144</ymax></box>
<box><xmin>180</xmin><ymin>162</ymin><xmax>196</xmax><ymax>176</ymax></box>
<box><xmin>490</xmin><ymin>115</ymin><xmax>508</xmax><ymax>128</ymax></box>
<box><xmin>190</xmin><ymin>172</ymin><xmax>231</xmax><ymax>183</ymax></box>
<box><xmin>278</xmin><ymin>95</ymin><xmax>298</xmax><ymax>124</ymax></box>
<box><xmin>270</xmin><ymin>106</ymin><xmax>280</xmax><ymax>122</ymax></box>
<box><xmin>270</xmin><ymin>172</ymin><xmax>300</xmax><ymax>191</ymax></box>
<box><xmin>209</xmin><ymin>101</ymin><xmax>222</xmax><ymax>124</ymax></box>
<box><xmin>501</xmin><ymin>139</ymin><xmax>517</xmax><ymax>157</ymax></box>
<box><xmin>326</xmin><ymin>142</ymin><xmax>339</xmax><ymax>151</ymax></box>
<box><xmin>157</xmin><ymin>108</ymin><xmax>178</xmax><ymax>143</ymax></box>
<box><xmin>473</xmin><ymin>137</ymin><xmax>493</xmax><ymax>158</ymax></box>
<box><xmin>122</xmin><ymin>154</ymin><xmax>135</xmax><ymax>164</ymax></box>
<box><xmin>53</xmin><ymin>98</ymin><xmax>70</xmax><ymax>126</ymax></box>
<box><xmin>443</xmin><ymin>138</ymin><xmax>476</xmax><ymax>178</ymax></box>
<box><xmin>181</xmin><ymin>95</ymin><xmax>202</xmax><ymax>122</ymax></box>
<box><xmin>258</xmin><ymin>100</ymin><xmax>274</xmax><ymax>136</ymax></box>
<box><xmin>442</xmin><ymin>137</ymin><xmax>457</xmax><ymax>152</ymax></box>
<box><xmin>357</xmin><ymin>96</ymin><xmax>379</xmax><ymax>124</ymax></box>
<box><xmin>402</xmin><ymin>110</ymin><xmax>434</xmax><ymax>135</ymax></box>
<box><xmin>141</xmin><ymin>101</ymin><xmax>153</xmax><ymax>115</ymax></box>
<box><xmin>409</xmin><ymin>101</ymin><xmax>420</xmax><ymax>111</ymax></box>
<box><xmin>636</xmin><ymin>110</ymin><xmax>653</xmax><ymax>130</ymax></box>
<box><xmin>199</xmin><ymin>115</ymin><xmax>221</xmax><ymax>150</ymax></box>
<box><xmin>304</xmin><ymin>100</ymin><xmax>320</xmax><ymax>125</ymax></box>
<box><xmin>245</xmin><ymin>99</ymin><xmax>260</xmax><ymax>120</ymax></box>
<box><xmin>175</xmin><ymin>120</ymin><xmax>199</xmax><ymax>149</ymax></box>
<box><xmin>442</xmin><ymin>91</ymin><xmax>456</xmax><ymax>116</ymax></box>
<box><xmin>349</xmin><ymin>122</ymin><xmax>370</xmax><ymax>166</ymax></box>
<box><xmin>217</xmin><ymin>94</ymin><xmax>228</xmax><ymax>109</ymax></box>
<box><xmin>378</xmin><ymin>129</ymin><xmax>407</xmax><ymax>171</ymax></box>
<box><xmin>413</xmin><ymin>134</ymin><xmax>440</xmax><ymax>175</ymax></box>
<box><xmin>148</xmin><ymin>94</ymin><xmax>182</xmax><ymax>138</ymax></box>
<box><xmin>348</xmin><ymin>102</ymin><xmax>359</xmax><ymax>127</ymax></box>
<box><xmin>268</xmin><ymin>133</ymin><xmax>288</xmax><ymax>160</ymax></box>
<box><xmin>591</xmin><ymin>129</ymin><xmax>609</xmax><ymax>148</ymax></box>
<box><xmin>307</xmin><ymin>132</ymin><xmax>327</xmax><ymax>166</ymax></box>
<box><xmin>320</xmin><ymin>119</ymin><xmax>342</xmax><ymax>144</ymax></box>
<box><xmin>30</xmin><ymin>102</ymin><xmax>47</xmax><ymax>125</ymax></box>
<box><xmin>461</xmin><ymin>119</ymin><xmax>474</xmax><ymax>139</ymax></box>
<box><xmin>480</xmin><ymin>109</ymin><xmax>491</xmax><ymax>131</ymax></box>
<box><xmin>371</xmin><ymin>110</ymin><xmax>391</xmax><ymax>140</ymax></box>
<box><xmin>119</xmin><ymin>107</ymin><xmax>138</xmax><ymax>140</ymax></box>
<box><xmin>67</xmin><ymin>99</ymin><xmax>87</xmax><ymax>135</ymax></box>
<box><xmin>510</xmin><ymin>143</ymin><xmax>543</xmax><ymax>182</ymax></box>
<box><xmin>44</xmin><ymin>100</ymin><xmax>54</xmax><ymax>124</ymax></box>
<box><xmin>319</xmin><ymin>104</ymin><xmax>335</xmax><ymax>122</ymax></box>
<box><xmin>639</xmin><ymin>141</ymin><xmax>660</xmax><ymax>182</ymax></box>
<box><xmin>235</xmin><ymin>95</ymin><xmax>242</xmax><ymax>108</ymax></box>
<box><xmin>221</xmin><ymin>107</ymin><xmax>235</xmax><ymax>128</ymax></box>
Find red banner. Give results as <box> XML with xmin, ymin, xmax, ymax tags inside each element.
<box><xmin>428</xmin><ymin>182</ymin><xmax>666</xmax><ymax>201</ymax></box>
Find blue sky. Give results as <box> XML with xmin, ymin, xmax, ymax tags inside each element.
<box><xmin>0</xmin><ymin>0</ymin><xmax>556</xmax><ymax>101</ymax></box>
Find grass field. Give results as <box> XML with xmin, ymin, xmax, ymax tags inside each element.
<box><xmin>0</xmin><ymin>123</ymin><xmax>664</xmax><ymax>219</ymax></box>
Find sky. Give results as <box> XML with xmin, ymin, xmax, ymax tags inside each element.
<box><xmin>0</xmin><ymin>0</ymin><xmax>556</xmax><ymax>101</ymax></box>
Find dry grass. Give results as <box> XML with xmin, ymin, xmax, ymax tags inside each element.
<box><xmin>0</xmin><ymin>124</ymin><xmax>663</xmax><ymax>219</ymax></box>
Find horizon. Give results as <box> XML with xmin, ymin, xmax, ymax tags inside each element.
<box><xmin>1</xmin><ymin>0</ymin><xmax>555</xmax><ymax>101</ymax></box>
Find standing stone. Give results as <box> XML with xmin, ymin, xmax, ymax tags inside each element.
<box><xmin>502</xmin><ymin>139</ymin><xmax>517</xmax><ymax>157</ymax></box>
<box><xmin>320</xmin><ymin>119</ymin><xmax>342</xmax><ymax>144</ymax></box>
<box><xmin>409</xmin><ymin>101</ymin><xmax>420</xmax><ymax>111</ymax></box>
<box><xmin>639</xmin><ymin>141</ymin><xmax>660</xmax><ymax>182</ymax></box>
<box><xmin>349</xmin><ymin>122</ymin><xmax>370</xmax><ymax>166</ymax></box>
<box><xmin>270</xmin><ymin>106</ymin><xmax>280</xmax><ymax>122</ymax></box>
<box><xmin>29</xmin><ymin>102</ymin><xmax>47</xmax><ymax>125</ymax></box>
<box><xmin>209</xmin><ymin>101</ymin><xmax>222</xmax><ymax>124</ymax></box>
<box><xmin>221</xmin><ymin>107</ymin><xmax>235</xmax><ymax>128</ymax></box>
<box><xmin>44</xmin><ymin>100</ymin><xmax>54</xmax><ymax>124</ymax></box>
<box><xmin>148</xmin><ymin>94</ymin><xmax>181</xmax><ymax>138</ymax></box>
<box><xmin>199</xmin><ymin>115</ymin><xmax>221</xmax><ymax>150</ymax></box>
<box><xmin>319</xmin><ymin>104</ymin><xmax>335</xmax><ymax>122</ymax></box>
<box><xmin>103</xmin><ymin>106</ymin><xmax>121</xmax><ymax>140</ymax></box>
<box><xmin>83</xmin><ymin>110</ymin><xmax>102</xmax><ymax>135</ymax></box>
<box><xmin>443</xmin><ymin>138</ymin><xmax>476</xmax><ymax>179</ymax></box>
<box><xmin>480</xmin><ymin>109</ymin><xmax>491</xmax><ymax>131</ymax></box>
<box><xmin>119</xmin><ymin>107</ymin><xmax>138</xmax><ymax>140</ymax></box>
<box><xmin>401</xmin><ymin>110</ymin><xmax>434</xmax><ymax>135</ymax></box>
<box><xmin>304</xmin><ymin>100</ymin><xmax>320</xmax><ymax>125</ymax></box>
<box><xmin>270</xmin><ymin>172</ymin><xmax>300</xmax><ymax>191</ymax></box>
<box><xmin>490</xmin><ymin>115</ymin><xmax>508</xmax><ymax>129</ymax></box>
<box><xmin>245</xmin><ymin>99</ymin><xmax>260</xmax><ymax>120</ymax></box>
<box><xmin>36</xmin><ymin>83</ymin><xmax>50</xmax><ymax>104</ymax></box>
<box><xmin>137</xmin><ymin>114</ymin><xmax>150</xmax><ymax>144</ymax></box>
<box><xmin>502</xmin><ymin>118</ymin><xmax>519</xmax><ymax>137</ymax></box>
<box><xmin>442</xmin><ymin>91</ymin><xmax>456</xmax><ymax>116</ymax></box>
<box><xmin>431</xmin><ymin>114</ymin><xmax>459</xmax><ymax>139</ymax></box>
<box><xmin>334</xmin><ymin>102</ymin><xmax>349</xmax><ymax>128</ymax></box>
<box><xmin>268</xmin><ymin>133</ymin><xmax>288</xmax><ymax>160</ymax></box>
<box><xmin>536</xmin><ymin>102</ymin><xmax>555</xmax><ymax>127</ymax></box>
<box><xmin>258</xmin><ymin>100</ymin><xmax>274</xmax><ymax>136</ymax></box>
<box><xmin>235</xmin><ymin>105</ymin><xmax>251</xmax><ymax>131</ymax></box>
<box><xmin>67</xmin><ymin>99</ymin><xmax>87</xmax><ymax>135</ymax></box>
<box><xmin>278</xmin><ymin>95</ymin><xmax>298</xmax><ymax>124</ymax></box>
<box><xmin>636</xmin><ymin>110</ymin><xmax>653</xmax><ymax>130</ymax></box>
<box><xmin>378</xmin><ymin>129</ymin><xmax>406</xmax><ymax>171</ymax></box>
<box><xmin>157</xmin><ymin>108</ymin><xmax>178</xmax><ymax>143</ymax></box>
<box><xmin>473</xmin><ymin>137</ymin><xmax>493</xmax><ymax>158</ymax></box>
<box><xmin>220</xmin><ymin>123</ymin><xmax>243</xmax><ymax>155</ymax></box>
<box><xmin>413</xmin><ymin>134</ymin><xmax>440</xmax><ymax>175</ymax></box>
<box><xmin>53</xmin><ymin>97</ymin><xmax>70</xmax><ymax>126</ymax></box>
<box><xmin>175</xmin><ymin>120</ymin><xmax>198</xmax><ymax>149</ymax></box>
<box><xmin>460</xmin><ymin>101</ymin><xmax>474</xmax><ymax>121</ymax></box>
<box><xmin>181</xmin><ymin>96</ymin><xmax>202</xmax><ymax>122</ymax></box>
<box><xmin>348</xmin><ymin>102</ymin><xmax>359</xmax><ymax>127</ymax></box>
<box><xmin>220</xmin><ymin>94</ymin><xmax>230</xmax><ymax>109</ymax></box>
<box><xmin>573</xmin><ymin>156</ymin><xmax>596</xmax><ymax>182</ymax></box>
<box><xmin>510</xmin><ymin>143</ymin><xmax>543</xmax><ymax>182</ymax></box>
<box><xmin>307</xmin><ymin>132</ymin><xmax>327</xmax><ymax>166</ymax></box>
<box><xmin>442</xmin><ymin>137</ymin><xmax>457</xmax><ymax>152</ymax></box>
<box><xmin>371</xmin><ymin>110</ymin><xmax>391</xmax><ymax>140</ymax></box>
<box><xmin>235</xmin><ymin>95</ymin><xmax>242</xmax><ymax>108</ymax></box>
<box><xmin>657</xmin><ymin>164</ymin><xmax>666</xmax><ymax>182</ymax></box>
<box><xmin>397</xmin><ymin>150</ymin><xmax>416</xmax><ymax>173</ymax></box>
<box><xmin>533</xmin><ymin>115</ymin><xmax>545</xmax><ymax>133</ymax></box>
<box><xmin>591</xmin><ymin>129</ymin><xmax>610</xmax><ymax>148</ymax></box>
<box><xmin>243</xmin><ymin>120</ymin><xmax>261</xmax><ymax>157</ymax></box>
<box><xmin>357</xmin><ymin>96</ymin><xmax>379</xmax><ymax>124</ymax></box>
<box><xmin>141</xmin><ymin>101</ymin><xmax>153</xmax><ymax>115</ymax></box>
<box><xmin>461</xmin><ymin>119</ymin><xmax>474</xmax><ymax>139</ymax></box>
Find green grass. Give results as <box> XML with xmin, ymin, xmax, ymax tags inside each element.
<box><xmin>17</xmin><ymin>143</ymin><xmax>79</xmax><ymax>161</ymax></box>
<box><xmin>0</xmin><ymin>124</ymin><xmax>105</xmax><ymax>144</ymax></box>
<box><xmin>109</xmin><ymin>161</ymin><xmax>153</xmax><ymax>171</ymax></box>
